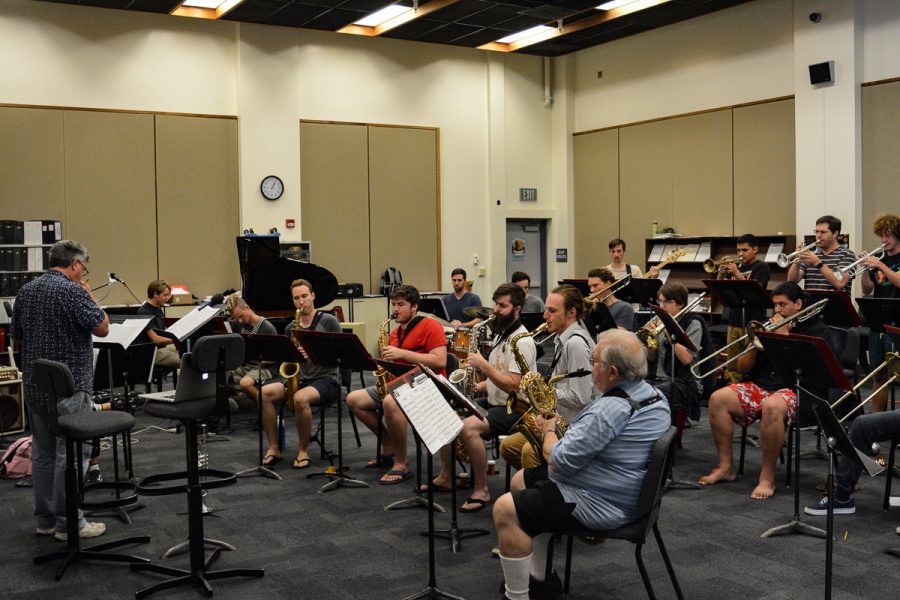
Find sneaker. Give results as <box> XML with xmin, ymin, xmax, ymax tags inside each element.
<box><xmin>804</xmin><ymin>496</ymin><xmax>855</xmax><ymax>516</ymax></box>
<box><xmin>85</xmin><ymin>464</ymin><xmax>102</xmax><ymax>485</ymax></box>
<box><xmin>54</xmin><ymin>521</ymin><xmax>106</xmax><ymax>541</ymax></box>
<box><xmin>35</xmin><ymin>526</ymin><xmax>56</xmax><ymax>536</ymax></box>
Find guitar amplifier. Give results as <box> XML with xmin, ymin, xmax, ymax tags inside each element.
<box><xmin>0</xmin><ymin>379</ymin><xmax>25</xmax><ymax>435</ymax></box>
<box><xmin>336</xmin><ymin>283</ymin><xmax>363</xmax><ymax>298</ymax></box>
<box><xmin>0</xmin><ymin>367</ymin><xmax>19</xmax><ymax>382</ymax></box>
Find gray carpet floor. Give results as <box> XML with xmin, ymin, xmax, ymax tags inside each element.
<box><xmin>2</xmin><ymin>379</ymin><xmax>900</xmax><ymax>600</ymax></box>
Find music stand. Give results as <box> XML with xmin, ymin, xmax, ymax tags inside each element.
<box><xmin>886</xmin><ymin>324</ymin><xmax>900</xmax><ymax>347</ymax></box>
<box><xmin>519</xmin><ymin>312</ymin><xmax>545</xmax><ymax>332</ymax></box>
<box><xmin>558</xmin><ymin>278</ymin><xmax>590</xmax><ymax>296</ymax></box>
<box><xmin>856</xmin><ymin>297</ymin><xmax>900</xmax><ymax>334</ymax></box>
<box><xmin>806</xmin><ymin>290</ymin><xmax>863</xmax><ymax>328</ymax></box>
<box><xmin>755</xmin><ymin>330</ymin><xmax>851</xmax><ymax>539</ymax></box>
<box><xmin>293</xmin><ymin>329</ymin><xmax>375</xmax><ymax>493</ymax></box>
<box><xmin>808</xmin><ymin>396</ymin><xmax>883</xmax><ymax>600</ymax></box>
<box><xmin>624</xmin><ymin>278</ymin><xmax>663</xmax><ymax>308</ymax></box>
<box><xmin>419</xmin><ymin>298</ymin><xmax>450</xmax><ymax>322</ymax></box>
<box><xmin>702</xmin><ymin>278</ymin><xmax>772</xmax><ymax>329</ymax></box>
<box><xmin>416</xmin><ymin>366</ymin><xmax>489</xmax><ymax>553</ymax></box>
<box><xmin>235</xmin><ymin>334</ymin><xmax>302</xmax><ymax>481</ymax></box>
<box><xmin>585</xmin><ymin>302</ymin><xmax>617</xmax><ymax>340</ymax></box>
<box><xmin>649</xmin><ymin>304</ymin><xmax>699</xmax><ymax>491</ymax></box>
<box><xmin>389</xmin><ymin>367</ymin><xmax>467</xmax><ymax>600</ymax></box>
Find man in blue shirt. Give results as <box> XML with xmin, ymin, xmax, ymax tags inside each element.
<box><xmin>442</xmin><ymin>268</ymin><xmax>482</xmax><ymax>326</ymax></box>
<box><xmin>493</xmin><ymin>329</ymin><xmax>670</xmax><ymax>600</ymax></box>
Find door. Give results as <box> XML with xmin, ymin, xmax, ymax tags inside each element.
<box><xmin>506</xmin><ymin>219</ymin><xmax>547</xmax><ymax>301</ymax></box>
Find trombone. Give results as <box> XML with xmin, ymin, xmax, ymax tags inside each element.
<box><xmin>830</xmin><ymin>353</ymin><xmax>900</xmax><ymax>423</ymax></box>
<box><xmin>690</xmin><ymin>298</ymin><xmax>829</xmax><ymax>380</ymax></box>
<box><xmin>637</xmin><ymin>294</ymin><xmax>706</xmax><ymax>351</ymax></box>
<box><xmin>834</xmin><ymin>244</ymin><xmax>886</xmax><ymax>281</ymax></box>
<box><xmin>776</xmin><ymin>241</ymin><xmax>818</xmax><ymax>268</ymax></box>
<box><xmin>585</xmin><ymin>274</ymin><xmax>632</xmax><ymax>307</ymax></box>
<box><xmin>703</xmin><ymin>257</ymin><xmax>742</xmax><ymax>274</ymax></box>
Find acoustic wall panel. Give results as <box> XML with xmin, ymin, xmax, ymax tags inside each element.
<box><xmin>573</xmin><ymin>129</ymin><xmax>619</xmax><ymax>276</ymax></box>
<box><xmin>862</xmin><ymin>81</ymin><xmax>900</xmax><ymax>251</ymax></box>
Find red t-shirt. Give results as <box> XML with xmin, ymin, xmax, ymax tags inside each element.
<box><xmin>388</xmin><ymin>316</ymin><xmax>447</xmax><ymax>376</ymax></box>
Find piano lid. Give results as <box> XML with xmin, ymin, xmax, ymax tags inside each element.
<box><xmin>236</xmin><ymin>236</ymin><xmax>338</xmax><ymax>312</ymax></box>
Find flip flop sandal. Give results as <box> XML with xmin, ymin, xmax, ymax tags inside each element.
<box><xmin>379</xmin><ymin>469</ymin><xmax>413</xmax><ymax>485</ymax></box>
<box><xmin>459</xmin><ymin>497</ymin><xmax>490</xmax><ymax>513</ymax></box>
<box><xmin>293</xmin><ymin>457</ymin><xmax>311</xmax><ymax>470</ymax></box>
<box><xmin>262</xmin><ymin>453</ymin><xmax>281</xmax><ymax>467</ymax></box>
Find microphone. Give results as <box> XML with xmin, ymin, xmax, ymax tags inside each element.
<box><xmin>199</xmin><ymin>293</ymin><xmax>226</xmax><ymax>309</ymax></box>
<box><xmin>109</xmin><ymin>272</ymin><xmax>125</xmax><ymax>284</ymax></box>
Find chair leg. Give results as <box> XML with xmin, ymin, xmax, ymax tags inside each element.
<box><xmin>653</xmin><ymin>523</ymin><xmax>684</xmax><ymax>600</ymax></box>
<box><xmin>634</xmin><ymin>543</ymin><xmax>657</xmax><ymax>600</ymax></box>
<box><xmin>563</xmin><ymin>534</ymin><xmax>575</xmax><ymax>594</ymax></box>
<box><xmin>885</xmin><ymin>436</ymin><xmax>897</xmax><ymax>511</ymax></box>
<box><xmin>543</xmin><ymin>534</ymin><xmax>557</xmax><ymax>599</ymax></box>
<box><xmin>348</xmin><ymin>408</ymin><xmax>362</xmax><ymax>448</ymax></box>
<box><xmin>738</xmin><ymin>426</ymin><xmax>747</xmax><ymax>477</ymax></box>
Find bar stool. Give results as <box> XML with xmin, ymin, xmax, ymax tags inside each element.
<box><xmin>132</xmin><ymin>345</ymin><xmax>264</xmax><ymax>598</ymax></box>
<box><xmin>31</xmin><ymin>359</ymin><xmax>150</xmax><ymax>581</ymax></box>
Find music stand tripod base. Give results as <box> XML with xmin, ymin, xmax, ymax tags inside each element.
<box><xmin>401</xmin><ymin>587</ymin><xmax>466</xmax><ymax>600</ymax></box>
<box><xmin>385</xmin><ymin>495</ymin><xmax>447</xmax><ymax>512</ymax></box>
<box><xmin>235</xmin><ymin>464</ymin><xmax>283</xmax><ymax>481</ymax></box>
<box><xmin>760</xmin><ymin>519</ymin><xmax>827</xmax><ymax>539</ymax></box>
<box><xmin>162</xmin><ymin>538</ymin><xmax>236</xmax><ymax>559</ymax></box>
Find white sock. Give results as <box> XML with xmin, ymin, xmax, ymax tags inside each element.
<box><xmin>499</xmin><ymin>553</ymin><xmax>531</xmax><ymax>600</ymax></box>
<box><xmin>530</xmin><ymin>533</ymin><xmax>553</xmax><ymax>581</ymax></box>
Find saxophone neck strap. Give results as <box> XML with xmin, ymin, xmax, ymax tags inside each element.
<box><xmin>396</xmin><ymin>315</ymin><xmax>424</xmax><ymax>349</ymax></box>
<box><xmin>604</xmin><ymin>386</ymin><xmax>663</xmax><ymax>416</ymax></box>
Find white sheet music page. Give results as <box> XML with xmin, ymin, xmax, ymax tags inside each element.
<box><xmin>166</xmin><ymin>305</ymin><xmax>220</xmax><ymax>341</ymax></box>
<box><xmin>392</xmin><ymin>373</ymin><xmax>464</xmax><ymax>455</ymax></box>
<box><xmin>765</xmin><ymin>242</ymin><xmax>784</xmax><ymax>263</ymax></box>
<box><xmin>93</xmin><ymin>317</ymin><xmax>153</xmax><ymax>347</ymax></box>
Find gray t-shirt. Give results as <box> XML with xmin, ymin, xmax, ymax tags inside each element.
<box><xmin>522</xmin><ymin>294</ymin><xmax>544</xmax><ymax>313</ymax></box>
<box><xmin>607</xmin><ymin>300</ymin><xmax>635</xmax><ymax>331</ymax></box>
<box><xmin>283</xmin><ymin>312</ymin><xmax>342</xmax><ymax>381</ymax></box>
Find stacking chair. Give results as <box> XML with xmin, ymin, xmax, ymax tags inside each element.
<box><xmin>544</xmin><ymin>427</ymin><xmax>683</xmax><ymax>600</ymax></box>
<box><xmin>133</xmin><ymin>339</ymin><xmax>264</xmax><ymax>598</ymax></box>
<box><xmin>31</xmin><ymin>359</ymin><xmax>149</xmax><ymax>581</ymax></box>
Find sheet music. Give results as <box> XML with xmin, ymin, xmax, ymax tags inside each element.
<box><xmin>695</xmin><ymin>242</ymin><xmax>712</xmax><ymax>262</ymax></box>
<box><xmin>765</xmin><ymin>242</ymin><xmax>784</xmax><ymax>263</ymax></box>
<box><xmin>93</xmin><ymin>316</ymin><xmax>153</xmax><ymax>348</ymax></box>
<box><xmin>392</xmin><ymin>373</ymin><xmax>464</xmax><ymax>455</ymax></box>
<box><xmin>648</xmin><ymin>244</ymin><xmax>665</xmax><ymax>262</ymax></box>
<box><xmin>165</xmin><ymin>305</ymin><xmax>220</xmax><ymax>341</ymax></box>
<box><xmin>680</xmin><ymin>244</ymin><xmax>700</xmax><ymax>262</ymax></box>
<box><xmin>657</xmin><ymin>269</ymin><xmax>671</xmax><ymax>283</ymax></box>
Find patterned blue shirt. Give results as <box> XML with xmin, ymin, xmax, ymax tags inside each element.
<box><xmin>549</xmin><ymin>379</ymin><xmax>671</xmax><ymax>530</ymax></box>
<box><xmin>12</xmin><ymin>269</ymin><xmax>106</xmax><ymax>405</ymax></box>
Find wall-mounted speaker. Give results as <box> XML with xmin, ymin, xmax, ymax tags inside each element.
<box><xmin>809</xmin><ymin>61</ymin><xmax>834</xmax><ymax>85</ymax></box>
<box><xmin>0</xmin><ymin>380</ymin><xmax>25</xmax><ymax>435</ymax></box>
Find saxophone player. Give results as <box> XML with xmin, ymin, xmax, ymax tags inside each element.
<box><xmin>257</xmin><ymin>279</ymin><xmax>342</xmax><ymax>469</ymax></box>
<box><xmin>425</xmin><ymin>283</ymin><xmax>535</xmax><ymax>513</ymax></box>
<box><xmin>493</xmin><ymin>330</ymin><xmax>670</xmax><ymax>600</ymax></box>
<box><xmin>499</xmin><ymin>285</ymin><xmax>594</xmax><ymax>472</ymax></box>
<box><xmin>346</xmin><ymin>285</ymin><xmax>447</xmax><ymax>485</ymax></box>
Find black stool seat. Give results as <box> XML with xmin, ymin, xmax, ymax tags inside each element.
<box><xmin>143</xmin><ymin>397</ymin><xmax>216</xmax><ymax>421</ymax></box>
<box><xmin>58</xmin><ymin>410</ymin><xmax>135</xmax><ymax>441</ymax></box>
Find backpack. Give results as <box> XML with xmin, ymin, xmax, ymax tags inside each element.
<box><xmin>0</xmin><ymin>436</ymin><xmax>32</xmax><ymax>479</ymax></box>
<box><xmin>379</xmin><ymin>267</ymin><xmax>403</xmax><ymax>296</ymax></box>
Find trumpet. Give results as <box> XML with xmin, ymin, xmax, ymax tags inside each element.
<box><xmin>636</xmin><ymin>294</ymin><xmax>705</xmax><ymax>351</ymax></box>
<box><xmin>585</xmin><ymin>275</ymin><xmax>632</xmax><ymax>307</ymax></box>
<box><xmin>834</xmin><ymin>244</ymin><xmax>886</xmax><ymax>281</ymax></box>
<box><xmin>703</xmin><ymin>257</ymin><xmax>742</xmax><ymax>274</ymax></box>
<box><xmin>776</xmin><ymin>241</ymin><xmax>817</xmax><ymax>268</ymax></box>
<box><xmin>690</xmin><ymin>298</ymin><xmax>829</xmax><ymax>380</ymax></box>
<box><xmin>830</xmin><ymin>353</ymin><xmax>900</xmax><ymax>423</ymax></box>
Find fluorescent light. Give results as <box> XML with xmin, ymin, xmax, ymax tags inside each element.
<box><xmin>597</xmin><ymin>0</ymin><xmax>640</xmax><ymax>10</ymax></box>
<box><xmin>354</xmin><ymin>4</ymin><xmax>411</xmax><ymax>27</ymax></box>
<box><xmin>496</xmin><ymin>25</ymin><xmax>553</xmax><ymax>44</ymax></box>
<box><xmin>182</xmin><ymin>0</ymin><xmax>227</xmax><ymax>8</ymax></box>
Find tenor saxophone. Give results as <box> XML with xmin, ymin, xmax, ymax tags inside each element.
<box><xmin>279</xmin><ymin>308</ymin><xmax>303</xmax><ymax>411</ymax></box>
<box><xmin>505</xmin><ymin>323</ymin><xmax>568</xmax><ymax>461</ymax></box>
<box><xmin>373</xmin><ymin>314</ymin><xmax>395</xmax><ymax>399</ymax></box>
<box><xmin>449</xmin><ymin>314</ymin><xmax>495</xmax><ymax>400</ymax></box>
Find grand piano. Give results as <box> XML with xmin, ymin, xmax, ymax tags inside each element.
<box><xmin>236</xmin><ymin>235</ymin><xmax>338</xmax><ymax>314</ymax></box>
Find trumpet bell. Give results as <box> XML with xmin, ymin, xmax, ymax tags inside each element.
<box><xmin>702</xmin><ymin>258</ymin><xmax>718</xmax><ymax>273</ymax></box>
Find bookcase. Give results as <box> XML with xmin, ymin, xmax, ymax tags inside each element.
<box><xmin>0</xmin><ymin>219</ymin><xmax>61</xmax><ymax>304</ymax></box>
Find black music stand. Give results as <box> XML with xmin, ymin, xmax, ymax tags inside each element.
<box><xmin>419</xmin><ymin>298</ymin><xmax>450</xmax><ymax>322</ymax></box>
<box><xmin>585</xmin><ymin>302</ymin><xmax>617</xmax><ymax>339</ymax></box>
<box><xmin>886</xmin><ymin>324</ymin><xmax>900</xmax><ymax>347</ymax></box>
<box><xmin>702</xmin><ymin>278</ymin><xmax>772</xmax><ymax>330</ymax></box>
<box><xmin>857</xmin><ymin>297</ymin><xmax>900</xmax><ymax>334</ymax></box>
<box><xmin>808</xmin><ymin>396</ymin><xmax>883</xmax><ymax>600</ymax></box>
<box><xmin>649</xmin><ymin>304</ymin><xmax>699</xmax><ymax>491</ymax></box>
<box><xmin>559</xmin><ymin>278</ymin><xmax>590</xmax><ymax>296</ymax></box>
<box><xmin>624</xmin><ymin>278</ymin><xmax>663</xmax><ymax>308</ymax></box>
<box><xmin>807</xmin><ymin>290</ymin><xmax>863</xmax><ymax>328</ymax></box>
<box><xmin>389</xmin><ymin>367</ymin><xmax>467</xmax><ymax>600</ymax></box>
<box><xmin>293</xmin><ymin>329</ymin><xmax>374</xmax><ymax>493</ymax></box>
<box><xmin>755</xmin><ymin>331</ymin><xmax>851</xmax><ymax>539</ymax></box>
<box><xmin>235</xmin><ymin>334</ymin><xmax>302</xmax><ymax>481</ymax></box>
<box><xmin>416</xmin><ymin>366</ymin><xmax>489</xmax><ymax>553</ymax></box>
<box><xmin>519</xmin><ymin>312</ymin><xmax>545</xmax><ymax>332</ymax></box>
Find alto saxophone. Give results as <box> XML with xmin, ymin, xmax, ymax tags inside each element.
<box><xmin>449</xmin><ymin>314</ymin><xmax>495</xmax><ymax>400</ymax></box>
<box><xmin>373</xmin><ymin>314</ymin><xmax>395</xmax><ymax>399</ymax></box>
<box><xmin>505</xmin><ymin>323</ymin><xmax>567</xmax><ymax>461</ymax></box>
<box><xmin>279</xmin><ymin>308</ymin><xmax>303</xmax><ymax>411</ymax></box>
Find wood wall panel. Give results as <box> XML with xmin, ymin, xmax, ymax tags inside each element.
<box><xmin>155</xmin><ymin>115</ymin><xmax>240</xmax><ymax>300</ymax></box>
<box><xmin>862</xmin><ymin>81</ymin><xmax>900</xmax><ymax>251</ymax></box>
<box><xmin>368</xmin><ymin>126</ymin><xmax>439</xmax><ymax>293</ymax></box>
<box><xmin>733</xmin><ymin>99</ymin><xmax>795</xmax><ymax>235</ymax></box>
<box><xmin>63</xmin><ymin>111</ymin><xmax>157</xmax><ymax>306</ymax></box>
<box><xmin>672</xmin><ymin>110</ymin><xmax>733</xmax><ymax>236</ymax></box>
<box><xmin>573</xmin><ymin>129</ymin><xmax>619</xmax><ymax>276</ymax></box>
<box><xmin>299</xmin><ymin>122</ymin><xmax>371</xmax><ymax>292</ymax></box>
<box><xmin>619</xmin><ymin>120</ymin><xmax>673</xmax><ymax>267</ymax></box>
<box><xmin>0</xmin><ymin>107</ymin><xmax>66</xmax><ymax>222</ymax></box>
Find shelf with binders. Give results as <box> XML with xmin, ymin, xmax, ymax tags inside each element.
<box><xmin>644</xmin><ymin>235</ymin><xmax>796</xmax><ymax>311</ymax></box>
<box><xmin>1</xmin><ymin>220</ymin><xmax>60</xmax><ymax>299</ymax></box>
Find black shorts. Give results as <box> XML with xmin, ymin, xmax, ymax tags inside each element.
<box><xmin>513</xmin><ymin>465</ymin><xmax>583</xmax><ymax>538</ymax></box>
<box><xmin>299</xmin><ymin>377</ymin><xmax>341</xmax><ymax>404</ymax></box>
<box><xmin>485</xmin><ymin>404</ymin><xmax>521</xmax><ymax>437</ymax></box>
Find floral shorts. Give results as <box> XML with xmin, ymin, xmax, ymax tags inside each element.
<box><xmin>730</xmin><ymin>382</ymin><xmax>797</xmax><ymax>427</ymax></box>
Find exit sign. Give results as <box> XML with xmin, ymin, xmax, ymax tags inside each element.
<box><xmin>519</xmin><ymin>188</ymin><xmax>537</xmax><ymax>202</ymax></box>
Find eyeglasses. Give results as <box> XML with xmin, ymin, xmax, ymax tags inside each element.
<box><xmin>76</xmin><ymin>260</ymin><xmax>89</xmax><ymax>276</ymax></box>
<box><xmin>657</xmin><ymin>298</ymin><xmax>676</xmax><ymax>305</ymax></box>
<box><xmin>589</xmin><ymin>357</ymin><xmax>603</xmax><ymax>367</ymax></box>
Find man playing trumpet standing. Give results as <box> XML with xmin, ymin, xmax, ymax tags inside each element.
<box><xmin>787</xmin><ymin>215</ymin><xmax>856</xmax><ymax>292</ymax></box>
<box><xmin>699</xmin><ymin>282</ymin><xmax>833</xmax><ymax>499</ymax></box>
